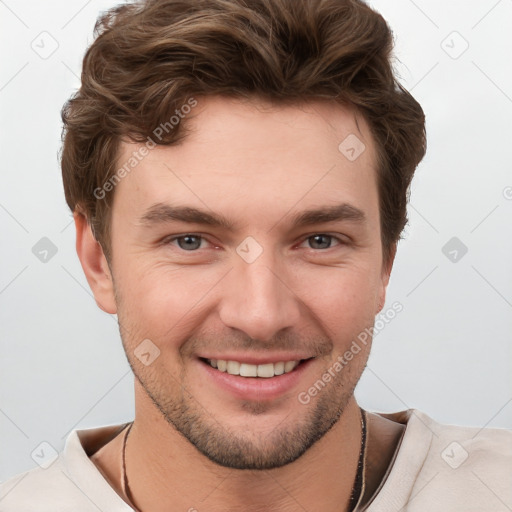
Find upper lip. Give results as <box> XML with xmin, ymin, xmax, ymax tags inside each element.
<box><xmin>198</xmin><ymin>354</ymin><xmax>314</xmax><ymax>365</ymax></box>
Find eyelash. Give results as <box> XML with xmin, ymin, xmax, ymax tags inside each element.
<box><xmin>163</xmin><ymin>233</ymin><xmax>347</xmax><ymax>252</ymax></box>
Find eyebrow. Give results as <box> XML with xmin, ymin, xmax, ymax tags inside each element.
<box><xmin>138</xmin><ymin>202</ymin><xmax>366</xmax><ymax>231</ymax></box>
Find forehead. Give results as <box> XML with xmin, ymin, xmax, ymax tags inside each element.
<box><xmin>112</xmin><ymin>96</ymin><xmax>379</xmax><ymax>228</ymax></box>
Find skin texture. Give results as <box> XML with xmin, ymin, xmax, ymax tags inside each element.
<box><xmin>78</xmin><ymin>96</ymin><xmax>401</xmax><ymax>511</ymax></box>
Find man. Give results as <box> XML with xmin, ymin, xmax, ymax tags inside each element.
<box><xmin>1</xmin><ymin>0</ymin><xmax>510</xmax><ymax>510</ymax></box>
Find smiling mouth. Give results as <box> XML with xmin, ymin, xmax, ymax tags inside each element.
<box><xmin>199</xmin><ymin>357</ymin><xmax>313</xmax><ymax>378</ymax></box>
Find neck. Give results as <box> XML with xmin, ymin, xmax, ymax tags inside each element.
<box><xmin>124</xmin><ymin>388</ymin><xmax>364</xmax><ymax>512</ymax></box>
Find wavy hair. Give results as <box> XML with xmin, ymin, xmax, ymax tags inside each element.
<box><xmin>61</xmin><ymin>0</ymin><xmax>426</xmax><ymax>264</ymax></box>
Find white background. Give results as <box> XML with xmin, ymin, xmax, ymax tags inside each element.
<box><xmin>1</xmin><ymin>0</ymin><xmax>511</xmax><ymax>482</ymax></box>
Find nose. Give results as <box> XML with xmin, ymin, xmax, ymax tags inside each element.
<box><xmin>218</xmin><ymin>249</ymin><xmax>302</xmax><ymax>342</ymax></box>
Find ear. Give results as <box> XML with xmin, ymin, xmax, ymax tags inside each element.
<box><xmin>376</xmin><ymin>243</ymin><xmax>397</xmax><ymax>314</ymax></box>
<box><xmin>74</xmin><ymin>212</ymin><xmax>117</xmax><ymax>314</ymax></box>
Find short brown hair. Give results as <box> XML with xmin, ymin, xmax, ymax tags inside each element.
<box><xmin>61</xmin><ymin>0</ymin><xmax>426</xmax><ymax>264</ymax></box>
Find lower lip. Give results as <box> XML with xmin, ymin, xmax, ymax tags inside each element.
<box><xmin>197</xmin><ymin>358</ymin><xmax>315</xmax><ymax>401</ymax></box>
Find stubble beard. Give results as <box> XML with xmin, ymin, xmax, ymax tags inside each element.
<box><xmin>125</xmin><ymin>345</ymin><xmax>367</xmax><ymax>470</ymax></box>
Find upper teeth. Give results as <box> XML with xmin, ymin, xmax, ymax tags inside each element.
<box><xmin>208</xmin><ymin>359</ymin><xmax>301</xmax><ymax>378</ymax></box>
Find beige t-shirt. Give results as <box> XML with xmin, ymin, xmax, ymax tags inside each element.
<box><xmin>1</xmin><ymin>409</ymin><xmax>511</xmax><ymax>511</ymax></box>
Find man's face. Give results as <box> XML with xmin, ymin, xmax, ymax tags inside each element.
<box><xmin>104</xmin><ymin>96</ymin><xmax>390</xmax><ymax>470</ymax></box>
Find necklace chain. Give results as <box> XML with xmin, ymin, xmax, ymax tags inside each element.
<box><xmin>121</xmin><ymin>408</ymin><xmax>367</xmax><ymax>512</ymax></box>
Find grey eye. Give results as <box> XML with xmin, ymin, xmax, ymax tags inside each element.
<box><xmin>307</xmin><ymin>234</ymin><xmax>334</xmax><ymax>250</ymax></box>
<box><xmin>176</xmin><ymin>235</ymin><xmax>203</xmax><ymax>251</ymax></box>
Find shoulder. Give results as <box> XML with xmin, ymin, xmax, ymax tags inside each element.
<box><xmin>414</xmin><ymin>409</ymin><xmax>512</xmax><ymax>469</ymax></box>
<box><xmin>365</xmin><ymin>409</ymin><xmax>512</xmax><ymax>511</ymax></box>
<box><xmin>0</xmin><ymin>457</ymin><xmax>91</xmax><ymax>511</ymax></box>
<box><xmin>402</xmin><ymin>410</ymin><xmax>512</xmax><ymax>510</ymax></box>
<box><xmin>0</xmin><ymin>423</ymin><xmax>132</xmax><ymax>511</ymax></box>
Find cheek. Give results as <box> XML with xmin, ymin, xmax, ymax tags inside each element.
<box><xmin>115</xmin><ymin>263</ymin><xmax>222</xmax><ymax>342</ymax></box>
<box><xmin>301</xmin><ymin>266</ymin><xmax>379</xmax><ymax>337</ymax></box>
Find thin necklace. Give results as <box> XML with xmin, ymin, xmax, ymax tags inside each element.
<box><xmin>120</xmin><ymin>421</ymin><xmax>139</xmax><ymax>512</ymax></box>
<box><xmin>350</xmin><ymin>407</ymin><xmax>367</xmax><ymax>511</ymax></box>
<box><xmin>121</xmin><ymin>408</ymin><xmax>367</xmax><ymax>512</ymax></box>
